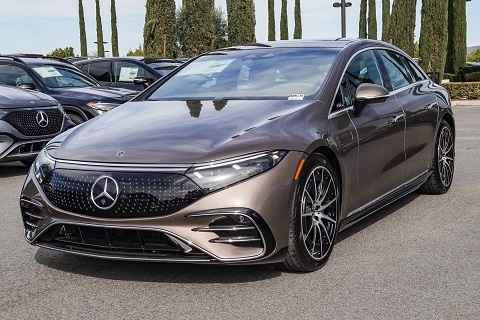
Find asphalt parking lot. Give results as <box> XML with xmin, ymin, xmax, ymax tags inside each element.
<box><xmin>0</xmin><ymin>106</ymin><xmax>479</xmax><ymax>319</ymax></box>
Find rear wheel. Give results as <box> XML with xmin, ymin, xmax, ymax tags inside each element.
<box><xmin>280</xmin><ymin>153</ymin><xmax>340</xmax><ymax>272</ymax></box>
<box><xmin>419</xmin><ymin>119</ymin><xmax>454</xmax><ymax>194</ymax></box>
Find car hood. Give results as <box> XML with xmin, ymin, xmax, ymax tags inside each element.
<box><xmin>0</xmin><ymin>85</ymin><xmax>57</xmax><ymax>108</ymax></box>
<box><xmin>51</xmin><ymin>86</ymin><xmax>138</xmax><ymax>102</ymax></box>
<box><xmin>52</xmin><ymin>99</ymin><xmax>315</xmax><ymax>164</ymax></box>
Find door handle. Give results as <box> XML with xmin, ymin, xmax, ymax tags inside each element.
<box><xmin>389</xmin><ymin>113</ymin><xmax>405</xmax><ymax>124</ymax></box>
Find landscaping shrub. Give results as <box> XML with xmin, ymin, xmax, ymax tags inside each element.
<box><xmin>443</xmin><ymin>73</ymin><xmax>458</xmax><ymax>82</ymax></box>
<box><xmin>441</xmin><ymin>82</ymin><xmax>480</xmax><ymax>100</ymax></box>
<box><xmin>466</xmin><ymin>72</ymin><xmax>480</xmax><ymax>82</ymax></box>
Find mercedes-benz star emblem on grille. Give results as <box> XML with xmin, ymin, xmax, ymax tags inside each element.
<box><xmin>36</xmin><ymin>111</ymin><xmax>49</xmax><ymax>128</ymax></box>
<box><xmin>116</xmin><ymin>151</ymin><xmax>125</xmax><ymax>157</ymax></box>
<box><xmin>91</xmin><ymin>176</ymin><xmax>119</xmax><ymax>210</ymax></box>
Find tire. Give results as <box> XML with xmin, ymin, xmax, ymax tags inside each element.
<box><xmin>67</xmin><ymin>113</ymin><xmax>85</xmax><ymax>125</ymax></box>
<box><xmin>418</xmin><ymin>119</ymin><xmax>455</xmax><ymax>194</ymax></box>
<box><xmin>21</xmin><ymin>160</ymin><xmax>34</xmax><ymax>167</ymax></box>
<box><xmin>280</xmin><ymin>153</ymin><xmax>341</xmax><ymax>272</ymax></box>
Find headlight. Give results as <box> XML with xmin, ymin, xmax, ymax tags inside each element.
<box><xmin>186</xmin><ymin>151</ymin><xmax>287</xmax><ymax>193</ymax></box>
<box><xmin>57</xmin><ymin>103</ymin><xmax>67</xmax><ymax>115</ymax></box>
<box><xmin>86</xmin><ymin>102</ymin><xmax>120</xmax><ymax>112</ymax></box>
<box><xmin>33</xmin><ymin>149</ymin><xmax>55</xmax><ymax>183</ymax></box>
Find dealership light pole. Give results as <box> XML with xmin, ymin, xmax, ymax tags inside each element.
<box><xmin>333</xmin><ymin>0</ymin><xmax>352</xmax><ymax>38</ymax></box>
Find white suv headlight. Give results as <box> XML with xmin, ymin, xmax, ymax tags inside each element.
<box><xmin>33</xmin><ymin>149</ymin><xmax>55</xmax><ymax>183</ymax></box>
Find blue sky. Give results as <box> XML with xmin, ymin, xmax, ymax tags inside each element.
<box><xmin>0</xmin><ymin>0</ymin><xmax>479</xmax><ymax>56</ymax></box>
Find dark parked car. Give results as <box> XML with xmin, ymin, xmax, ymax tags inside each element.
<box><xmin>75</xmin><ymin>57</ymin><xmax>185</xmax><ymax>91</ymax></box>
<box><xmin>0</xmin><ymin>84</ymin><xmax>74</xmax><ymax>165</ymax></box>
<box><xmin>20</xmin><ymin>39</ymin><xmax>454</xmax><ymax>272</ymax></box>
<box><xmin>0</xmin><ymin>55</ymin><xmax>137</xmax><ymax>124</ymax></box>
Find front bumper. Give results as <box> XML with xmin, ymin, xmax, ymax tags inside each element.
<box><xmin>20</xmin><ymin>151</ymin><xmax>304</xmax><ymax>264</ymax></box>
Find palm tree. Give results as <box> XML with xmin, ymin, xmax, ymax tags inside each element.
<box><xmin>95</xmin><ymin>0</ymin><xmax>105</xmax><ymax>57</ymax></box>
<box><xmin>111</xmin><ymin>0</ymin><xmax>119</xmax><ymax>57</ymax></box>
<box><xmin>78</xmin><ymin>0</ymin><xmax>87</xmax><ymax>56</ymax></box>
<box><xmin>294</xmin><ymin>0</ymin><xmax>302</xmax><ymax>39</ymax></box>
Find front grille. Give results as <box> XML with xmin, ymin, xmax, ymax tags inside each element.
<box><xmin>42</xmin><ymin>170</ymin><xmax>205</xmax><ymax>218</ymax></box>
<box><xmin>36</xmin><ymin>224</ymin><xmax>210</xmax><ymax>260</ymax></box>
<box><xmin>4</xmin><ymin>108</ymin><xmax>63</xmax><ymax>136</ymax></box>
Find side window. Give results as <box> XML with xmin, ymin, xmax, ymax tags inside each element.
<box><xmin>78</xmin><ymin>63</ymin><xmax>89</xmax><ymax>73</ymax></box>
<box><xmin>335</xmin><ymin>50</ymin><xmax>384</xmax><ymax>109</ymax></box>
<box><xmin>88</xmin><ymin>61</ymin><xmax>111</xmax><ymax>82</ymax></box>
<box><xmin>113</xmin><ymin>61</ymin><xmax>150</xmax><ymax>83</ymax></box>
<box><xmin>0</xmin><ymin>64</ymin><xmax>34</xmax><ymax>87</ymax></box>
<box><xmin>377</xmin><ymin>50</ymin><xmax>413</xmax><ymax>91</ymax></box>
<box><xmin>405</xmin><ymin>58</ymin><xmax>426</xmax><ymax>81</ymax></box>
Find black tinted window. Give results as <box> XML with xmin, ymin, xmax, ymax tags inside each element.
<box><xmin>0</xmin><ymin>64</ymin><xmax>34</xmax><ymax>87</ymax></box>
<box><xmin>87</xmin><ymin>61</ymin><xmax>111</xmax><ymax>82</ymax></box>
<box><xmin>337</xmin><ymin>50</ymin><xmax>383</xmax><ymax>108</ymax></box>
<box><xmin>377</xmin><ymin>50</ymin><xmax>412</xmax><ymax>91</ymax></box>
<box><xmin>405</xmin><ymin>59</ymin><xmax>426</xmax><ymax>81</ymax></box>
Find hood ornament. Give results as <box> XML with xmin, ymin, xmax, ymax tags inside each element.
<box><xmin>116</xmin><ymin>151</ymin><xmax>125</xmax><ymax>157</ymax></box>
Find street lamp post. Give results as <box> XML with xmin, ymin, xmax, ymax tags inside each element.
<box><xmin>333</xmin><ymin>0</ymin><xmax>352</xmax><ymax>38</ymax></box>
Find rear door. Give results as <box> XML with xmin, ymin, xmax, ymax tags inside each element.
<box><xmin>375</xmin><ymin>50</ymin><xmax>438</xmax><ymax>182</ymax></box>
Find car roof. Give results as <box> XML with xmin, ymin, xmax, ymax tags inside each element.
<box><xmin>0</xmin><ymin>55</ymin><xmax>74</xmax><ymax>67</ymax></box>
<box><xmin>74</xmin><ymin>57</ymin><xmax>184</xmax><ymax>64</ymax></box>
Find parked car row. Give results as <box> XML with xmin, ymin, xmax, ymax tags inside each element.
<box><xmin>0</xmin><ymin>54</ymin><xmax>185</xmax><ymax>165</ymax></box>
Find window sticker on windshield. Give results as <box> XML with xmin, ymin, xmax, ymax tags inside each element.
<box><xmin>177</xmin><ymin>59</ymin><xmax>235</xmax><ymax>76</ymax></box>
<box><xmin>33</xmin><ymin>66</ymin><xmax>63</xmax><ymax>78</ymax></box>
<box><xmin>288</xmin><ymin>94</ymin><xmax>305</xmax><ymax>100</ymax></box>
<box><xmin>118</xmin><ymin>67</ymin><xmax>139</xmax><ymax>82</ymax></box>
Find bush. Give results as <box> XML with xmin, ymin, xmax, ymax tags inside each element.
<box><xmin>443</xmin><ymin>73</ymin><xmax>458</xmax><ymax>82</ymax></box>
<box><xmin>441</xmin><ymin>82</ymin><xmax>480</xmax><ymax>100</ymax></box>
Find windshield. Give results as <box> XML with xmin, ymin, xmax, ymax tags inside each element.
<box><xmin>146</xmin><ymin>48</ymin><xmax>339</xmax><ymax>101</ymax></box>
<box><xmin>145</xmin><ymin>62</ymin><xmax>183</xmax><ymax>76</ymax></box>
<box><xmin>32</xmin><ymin>64</ymin><xmax>99</xmax><ymax>88</ymax></box>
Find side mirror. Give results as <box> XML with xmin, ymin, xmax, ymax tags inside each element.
<box><xmin>353</xmin><ymin>83</ymin><xmax>389</xmax><ymax>117</ymax></box>
<box><xmin>17</xmin><ymin>83</ymin><xmax>37</xmax><ymax>91</ymax></box>
<box><xmin>133</xmin><ymin>76</ymin><xmax>153</xmax><ymax>89</ymax></box>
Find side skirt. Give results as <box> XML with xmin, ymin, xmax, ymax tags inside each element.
<box><xmin>339</xmin><ymin>170</ymin><xmax>432</xmax><ymax>231</ymax></box>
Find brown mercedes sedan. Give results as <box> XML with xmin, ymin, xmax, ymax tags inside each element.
<box><xmin>20</xmin><ymin>39</ymin><xmax>454</xmax><ymax>272</ymax></box>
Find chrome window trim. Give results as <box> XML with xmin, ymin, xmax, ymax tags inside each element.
<box><xmin>327</xmin><ymin>46</ymin><xmax>430</xmax><ymax>116</ymax></box>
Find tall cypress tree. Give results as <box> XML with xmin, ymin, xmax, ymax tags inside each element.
<box><xmin>227</xmin><ymin>0</ymin><xmax>255</xmax><ymax>46</ymax></box>
<box><xmin>388</xmin><ymin>0</ymin><xmax>417</xmax><ymax>57</ymax></box>
<box><xmin>78</xmin><ymin>0</ymin><xmax>87</xmax><ymax>56</ymax></box>
<box><xmin>381</xmin><ymin>0</ymin><xmax>390</xmax><ymax>41</ymax></box>
<box><xmin>144</xmin><ymin>0</ymin><xmax>177</xmax><ymax>57</ymax></box>
<box><xmin>367</xmin><ymin>0</ymin><xmax>377</xmax><ymax>39</ymax></box>
<box><xmin>359</xmin><ymin>0</ymin><xmax>367</xmax><ymax>38</ymax></box>
<box><xmin>293</xmin><ymin>0</ymin><xmax>302</xmax><ymax>39</ymax></box>
<box><xmin>95</xmin><ymin>0</ymin><xmax>105</xmax><ymax>57</ymax></box>
<box><xmin>179</xmin><ymin>0</ymin><xmax>215</xmax><ymax>57</ymax></box>
<box><xmin>268</xmin><ymin>0</ymin><xmax>275</xmax><ymax>41</ymax></box>
<box><xmin>111</xmin><ymin>0</ymin><xmax>119</xmax><ymax>57</ymax></box>
<box><xmin>419</xmin><ymin>0</ymin><xmax>448</xmax><ymax>79</ymax></box>
<box><xmin>280</xmin><ymin>0</ymin><xmax>288</xmax><ymax>40</ymax></box>
<box><xmin>445</xmin><ymin>0</ymin><xmax>467</xmax><ymax>74</ymax></box>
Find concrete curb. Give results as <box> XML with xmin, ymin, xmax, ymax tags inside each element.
<box><xmin>451</xmin><ymin>100</ymin><xmax>480</xmax><ymax>107</ymax></box>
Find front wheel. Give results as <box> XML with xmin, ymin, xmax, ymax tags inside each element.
<box><xmin>280</xmin><ymin>153</ymin><xmax>340</xmax><ymax>272</ymax></box>
<box><xmin>418</xmin><ymin>119</ymin><xmax>455</xmax><ymax>194</ymax></box>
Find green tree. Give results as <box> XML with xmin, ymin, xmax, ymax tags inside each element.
<box><xmin>280</xmin><ymin>0</ymin><xmax>288</xmax><ymax>40</ymax></box>
<box><xmin>293</xmin><ymin>0</ymin><xmax>302</xmax><ymax>39</ymax></box>
<box><xmin>388</xmin><ymin>0</ymin><xmax>417</xmax><ymax>57</ymax></box>
<box><xmin>126</xmin><ymin>44</ymin><xmax>144</xmax><ymax>56</ymax></box>
<box><xmin>367</xmin><ymin>0</ymin><xmax>377</xmax><ymax>39</ymax></box>
<box><xmin>445</xmin><ymin>0</ymin><xmax>467</xmax><ymax>73</ymax></box>
<box><xmin>419</xmin><ymin>0</ymin><xmax>448</xmax><ymax>79</ymax></box>
<box><xmin>48</xmin><ymin>47</ymin><xmax>75</xmax><ymax>58</ymax></box>
<box><xmin>467</xmin><ymin>49</ymin><xmax>480</xmax><ymax>62</ymax></box>
<box><xmin>95</xmin><ymin>0</ymin><xmax>105</xmax><ymax>57</ymax></box>
<box><xmin>268</xmin><ymin>0</ymin><xmax>275</xmax><ymax>41</ymax></box>
<box><xmin>111</xmin><ymin>0</ymin><xmax>119</xmax><ymax>57</ymax></box>
<box><xmin>359</xmin><ymin>0</ymin><xmax>367</xmax><ymax>38</ymax></box>
<box><xmin>227</xmin><ymin>0</ymin><xmax>256</xmax><ymax>46</ymax></box>
<box><xmin>177</xmin><ymin>0</ymin><xmax>215</xmax><ymax>57</ymax></box>
<box><xmin>213</xmin><ymin>7</ymin><xmax>228</xmax><ymax>49</ymax></box>
<box><xmin>144</xmin><ymin>0</ymin><xmax>177</xmax><ymax>58</ymax></box>
<box><xmin>381</xmin><ymin>0</ymin><xmax>390</xmax><ymax>41</ymax></box>
<box><xmin>78</xmin><ymin>0</ymin><xmax>87</xmax><ymax>56</ymax></box>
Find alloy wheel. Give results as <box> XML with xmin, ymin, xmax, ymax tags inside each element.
<box><xmin>437</xmin><ymin>126</ymin><xmax>454</xmax><ymax>187</ymax></box>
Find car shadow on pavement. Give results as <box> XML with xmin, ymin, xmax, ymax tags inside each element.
<box><xmin>0</xmin><ymin>162</ymin><xmax>29</xmax><ymax>178</ymax></box>
<box><xmin>336</xmin><ymin>193</ymin><xmax>420</xmax><ymax>244</ymax></box>
<box><xmin>34</xmin><ymin>249</ymin><xmax>282</xmax><ymax>283</ymax></box>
